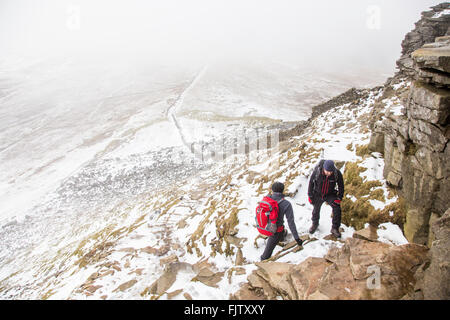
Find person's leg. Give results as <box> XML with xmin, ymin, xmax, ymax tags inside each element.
<box><xmin>325</xmin><ymin>195</ymin><xmax>342</xmax><ymax>233</ymax></box>
<box><xmin>260</xmin><ymin>232</ymin><xmax>283</xmax><ymax>260</ymax></box>
<box><xmin>328</xmin><ymin>196</ymin><xmax>342</xmax><ymax>229</ymax></box>
<box><xmin>311</xmin><ymin>198</ymin><xmax>324</xmax><ymax>230</ymax></box>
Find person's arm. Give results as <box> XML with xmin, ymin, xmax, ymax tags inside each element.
<box><xmin>307</xmin><ymin>170</ymin><xmax>316</xmax><ymax>201</ymax></box>
<box><xmin>284</xmin><ymin>202</ymin><xmax>299</xmax><ymax>240</ymax></box>
<box><xmin>336</xmin><ymin>170</ymin><xmax>344</xmax><ymax>200</ymax></box>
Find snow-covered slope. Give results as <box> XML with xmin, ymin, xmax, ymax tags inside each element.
<box><xmin>0</xmin><ymin>62</ymin><xmax>409</xmax><ymax>299</ymax></box>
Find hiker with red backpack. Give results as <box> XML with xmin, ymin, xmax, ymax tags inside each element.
<box><xmin>256</xmin><ymin>182</ymin><xmax>303</xmax><ymax>261</ymax></box>
<box><xmin>307</xmin><ymin>160</ymin><xmax>344</xmax><ymax>238</ymax></box>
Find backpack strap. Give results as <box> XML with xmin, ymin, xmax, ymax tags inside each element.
<box><xmin>313</xmin><ymin>160</ymin><xmax>325</xmax><ymax>181</ymax></box>
<box><xmin>258</xmin><ymin>201</ymin><xmax>273</xmax><ymax>213</ymax></box>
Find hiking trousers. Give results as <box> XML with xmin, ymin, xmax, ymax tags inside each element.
<box><xmin>260</xmin><ymin>230</ymin><xmax>285</xmax><ymax>261</ymax></box>
<box><xmin>311</xmin><ymin>194</ymin><xmax>342</xmax><ymax>229</ymax></box>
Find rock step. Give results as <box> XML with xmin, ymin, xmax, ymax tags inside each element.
<box><xmin>232</xmin><ymin>237</ymin><xmax>429</xmax><ymax>300</ymax></box>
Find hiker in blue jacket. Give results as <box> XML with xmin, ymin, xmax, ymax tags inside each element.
<box><xmin>307</xmin><ymin>160</ymin><xmax>344</xmax><ymax>238</ymax></box>
<box><xmin>260</xmin><ymin>182</ymin><xmax>303</xmax><ymax>261</ymax></box>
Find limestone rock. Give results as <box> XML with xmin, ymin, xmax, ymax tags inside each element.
<box><xmin>408</xmin><ymin>82</ymin><xmax>450</xmax><ymax>125</ymax></box>
<box><xmin>247</xmin><ymin>271</ymin><xmax>277</xmax><ymax>300</ymax></box>
<box><xmin>235</xmin><ymin>248</ymin><xmax>244</xmax><ymax>266</ymax></box>
<box><xmin>149</xmin><ymin>262</ymin><xmax>193</xmax><ymax>296</ymax></box>
<box><xmin>254</xmin><ymin>262</ymin><xmax>296</xmax><ymax>299</ymax></box>
<box><xmin>434</xmin><ymin>177</ymin><xmax>450</xmax><ymax>214</ymax></box>
<box><xmin>383</xmin><ymin>140</ymin><xmax>404</xmax><ymax>187</ymax></box>
<box><xmin>231</xmin><ymin>283</ymin><xmax>266</xmax><ymax>300</ymax></box>
<box><xmin>289</xmin><ymin>257</ymin><xmax>331</xmax><ymax>300</ymax></box>
<box><xmin>167</xmin><ymin>289</ymin><xmax>183</xmax><ymax>300</ymax></box>
<box><xmin>376</xmin><ymin>30</ymin><xmax>449</xmax><ymax>246</ymax></box>
<box><xmin>159</xmin><ymin>254</ymin><xmax>178</xmax><ymax>266</ymax></box>
<box><xmin>422</xmin><ymin>208</ymin><xmax>450</xmax><ymax>299</ymax></box>
<box><xmin>396</xmin><ymin>4</ymin><xmax>449</xmax><ymax>78</ymax></box>
<box><xmin>192</xmin><ymin>267</ymin><xmax>225</xmax><ymax>288</ymax></box>
<box><xmin>427</xmin><ymin>212</ymin><xmax>441</xmax><ymax>245</ymax></box>
<box><xmin>183</xmin><ymin>292</ymin><xmax>193</xmax><ymax>300</ymax></box>
<box><xmin>414</xmin><ymin>146</ymin><xmax>446</xmax><ymax>180</ymax></box>
<box><xmin>114</xmin><ymin>280</ymin><xmax>137</xmax><ymax>293</ymax></box>
<box><xmin>368</xmin><ymin>131</ymin><xmax>385</xmax><ymax>154</ymax></box>
<box><xmin>412</xmin><ymin>46</ymin><xmax>450</xmax><ymax>74</ymax></box>
<box><xmin>353</xmin><ymin>225</ymin><xmax>379</xmax><ymax>242</ymax></box>
<box><xmin>408</xmin><ymin>118</ymin><xmax>447</xmax><ymax>153</ymax></box>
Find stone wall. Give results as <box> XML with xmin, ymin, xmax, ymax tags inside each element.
<box><xmin>376</xmin><ymin>33</ymin><xmax>450</xmax><ymax>246</ymax></box>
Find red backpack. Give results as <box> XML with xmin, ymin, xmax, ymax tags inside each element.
<box><xmin>255</xmin><ymin>196</ymin><xmax>285</xmax><ymax>236</ymax></box>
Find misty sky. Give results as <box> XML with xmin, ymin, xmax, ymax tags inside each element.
<box><xmin>0</xmin><ymin>0</ymin><xmax>445</xmax><ymax>73</ymax></box>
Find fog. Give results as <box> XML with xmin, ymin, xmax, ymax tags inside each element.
<box><xmin>0</xmin><ymin>0</ymin><xmax>444</xmax><ymax>72</ymax></box>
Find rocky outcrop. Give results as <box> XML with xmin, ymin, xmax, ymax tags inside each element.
<box><xmin>422</xmin><ymin>208</ymin><xmax>450</xmax><ymax>299</ymax></box>
<box><xmin>373</xmin><ymin>22</ymin><xmax>450</xmax><ymax>246</ymax></box>
<box><xmin>409</xmin><ymin>208</ymin><xmax>450</xmax><ymax>299</ymax></box>
<box><xmin>232</xmin><ymin>238</ymin><xmax>428</xmax><ymax>300</ymax></box>
<box><xmin>395</xmin><ymin>3</ymin><xmax>450</xmax><ymax>79</ymax></box>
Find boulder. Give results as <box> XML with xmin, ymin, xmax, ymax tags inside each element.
<box><xmin>254</xmin><ymin>262</ymin><xmax>296</xmax><ymax>299</ymax></box>
<box><xmin>289</xmin><ymin>257</ymin><xmax>331</xmax><ymax>300</ymax></box>
<box><xmin>192</xmin><ymin>267</ymin><xmax>225</xmax><ymax>288</ymax></box>
<box><xmin>353</xmin><ymin>225</ymin><xmax>379</xmax><ymax>242</ymax></box>
<box><xmin>149</xmin><ymin>262</ymin><xmax>193</xmax><ymax>296</ymax></box>
<box><xmin>247</xmin><ymin>272</ymin><xmax>277</xmax><ymax>300</ymax></box>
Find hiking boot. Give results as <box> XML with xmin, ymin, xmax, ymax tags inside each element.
<box><xmin>309</xmin><ymin>223</ymin><xmax>318</xmax><ymax>234</ymax></box>
<box><xmin>330</xmin><ymin>228</ymin><xmax>341</xmax><ymax>238</ymax></box>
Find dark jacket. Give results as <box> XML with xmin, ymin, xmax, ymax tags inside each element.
<box><xmin>308</xmin><ymin>160</ymin><xmax>344</xmax><ymax>201</ymax></box>
<box><xmin>268</xmin><ymin>192</ymin><xmax>299</xmax><ymax>240</ymax></box>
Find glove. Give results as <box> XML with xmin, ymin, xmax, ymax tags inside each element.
<box><xmin>295</xmin><ymin>238</ymin><xmax>303</xmax><ymax>246</ymax></box>
<box><xmin>308</xmin><ymin>197</ymin><xmax>313</xmax><ymax>204</ymax></box>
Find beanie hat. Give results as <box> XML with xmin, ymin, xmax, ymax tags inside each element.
<box><xmin>272</xmin><ymin>182</ymin><xmax>285</xmax><ymax>193</ymax></box>
<box><xmin>323</xmin><ymin>160</ymin><xmax>335</xmax><ymax>172</ymax></box>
